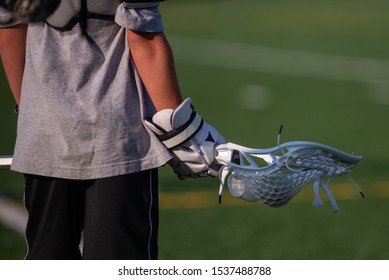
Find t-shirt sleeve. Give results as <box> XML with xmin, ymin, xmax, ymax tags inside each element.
<box><xmin>115</xmin><ymin>3</ymin><xmax>164</xmax><ymax>32</ymax></box>
<box><xmin>0</xmin><ymin>7</ymin><xmax>23</xmax><ymax>28</ymax></box>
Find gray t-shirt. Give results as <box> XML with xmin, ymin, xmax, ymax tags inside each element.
<box><xmin>0</xmin><ymin>2</ymin><xmax>172</xmax><ymax>179</ymax></box>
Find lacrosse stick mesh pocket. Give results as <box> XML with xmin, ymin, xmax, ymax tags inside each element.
<box><xmin>224</xmin><ymin>167</ymin><xmax>322</xmax><ymax>207</ymax></box>
<box><xmin>217</xmin><ymin>142</ymin><xmax>362</xmax><ymax>212</ymax></box>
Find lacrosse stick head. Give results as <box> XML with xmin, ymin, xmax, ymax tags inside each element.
<box><xmin>215</xmin><ymin>141</ymin><xmax>362</xmax><ymax>212</ymax></box>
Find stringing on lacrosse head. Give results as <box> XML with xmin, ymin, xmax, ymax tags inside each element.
<box><xmin>0</xmin><ymin>0</ymin><xmax>61</xmax><ymax>21</ymax></box>
<box><xmin>215</xmin><ymin>141</ymin><xmax>363</xmax><ymax>213</ymax></box>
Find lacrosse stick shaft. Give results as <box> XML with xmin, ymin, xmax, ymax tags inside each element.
<box><xmin>0</xmin><ymin>156</ymin><xmax>12</xmax><ymax>170</ymax></box>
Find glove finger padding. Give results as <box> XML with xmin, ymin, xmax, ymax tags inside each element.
<box><xmin>144</xmin><ymin>98</ymin><xmax>226</xmax><ymax>179</ymax></box>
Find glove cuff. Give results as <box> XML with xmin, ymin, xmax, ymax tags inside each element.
<box><xmin>158</xmin><ymin>110</ymin><xmax>204</xmax><ymax>149</ymax></box>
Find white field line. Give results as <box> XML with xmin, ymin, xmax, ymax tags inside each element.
<box><xmin>169</xmin><ymin>36</ymin><xmax>389</xmax><ymax>83</ymax></box>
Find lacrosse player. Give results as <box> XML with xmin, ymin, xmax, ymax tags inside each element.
<box><xmin>0</xmin><ymin>0</ymin><xmax>225</xmax><ymax>260</ymax></box>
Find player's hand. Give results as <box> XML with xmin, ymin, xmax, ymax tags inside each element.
<box><xmin>145</xmin><ymin>98</ymin><xmax>226</xmax><ymax>179</ymax></box>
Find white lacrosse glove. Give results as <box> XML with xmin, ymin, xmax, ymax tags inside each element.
<box><xmin>145</xmin><ymin>98</ymin><xmax>226</xmax><ymax>179</ymax></box>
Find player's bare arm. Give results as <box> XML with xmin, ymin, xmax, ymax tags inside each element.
<box><xmin>127</xmin><ymin>30</ymin><xmax>183</xmax><ymax>111</ymax></box>
<box><xmin>0</xmin><ymin>23</ymin><xmax>27</xmax><ymax>105</ymax></box>
<box><xmin>127</xmin><ymin>29</ymin><xmax>226</xmax><ymax>178</ymax></box>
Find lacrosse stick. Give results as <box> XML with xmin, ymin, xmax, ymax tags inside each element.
<box><xmin>215</xmin><ymin>131</ymin><xmax>363</xmax><ymax>213</ymax></box>
<box><xmin>0</xmin><ymin>156</ymin><xmax>12</xmax><ymax>170</ymax></box>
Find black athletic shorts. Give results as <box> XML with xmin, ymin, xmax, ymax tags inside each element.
<box><xmin>23</xmin><ymin>169</ymin><xmax>159</xmax><ymax>260</ymax></box>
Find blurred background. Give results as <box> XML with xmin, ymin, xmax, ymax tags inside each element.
<box><xmin>1</xmin><ymin>0</ymin><xmax>389</xmax><ymax>259</ymax></box>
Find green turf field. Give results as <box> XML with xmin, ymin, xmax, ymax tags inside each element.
<box><xmin>1</xmin><ymin>0</ymin><xmax>389</xmax><ymax>259</ymax></box>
